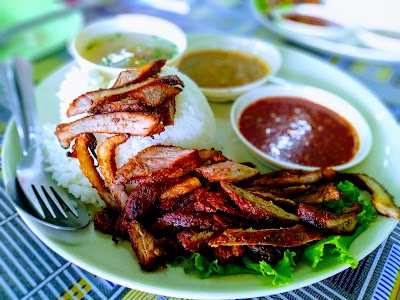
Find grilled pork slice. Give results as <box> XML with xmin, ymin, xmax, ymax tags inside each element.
<box><xmin>209</xmin><ymin>224</ymin><xmax>325</xmax><ymax>247</ymax></box>
<box><xmin>250</xmin><ymin>168</ymin><xmax>337</xmax><ymax>187</ymax></box>
<box><xmin>298</xmin><ymin>203</ymin><xmax>358</xmax><ymax>234</ymax></box>
<box><xmin>294</xmin><ymin>182</ymin><xmax>343</xmax><ymax>205</ymax></box>
<box><xmin>123</xmin><ymin>184</ymin><xmax>161</xmax><ymax>220</ymax></box>
<box><xmin>97</xmin><ymin>134</ymin><xmax>130</xmax><ymax>210</ymax></box>
<box><xmin>128</xmin><ymin>220</ymin><xmax>165</xmax><ymax>272</ymax></box>
<box><xmin>97</xmin><ymin>134</ymin><xmax>129</xmax><ymax>185</ymax></box>
<box><xmin>56</xmin><ymin>112</ymin><xmax>164</xmax><ymax>149</ymax></box>
<box><xmin>247</xmin><ymin>190</ymin><xmax>298</xmax><ymax>211</ymax></box>
<box><xmin>212</xmin><ymin>245</ymin><xmax>246</xmax><ymax>264</ymax></box>
<box><xmin>196</xmin><ymin>160</ymin><xmax>259</xmax><ymax>183</ymax></box>
<box><xmin>158</xmin><ymin>210</ymin><xmax>225</xmax><ymax>231</ymax></box>
<box><xmin>198</xmin><ymin>149</ymin><xmax>228</xmax><ymax>164</ymax></box>
<box><xmin>91</xmin><ymin>97</ymin><xmax>176</xmax><ymax>127</ymax></box>
<box><xmin>246</xmin><ymin>185</ymin><xmax>314</xmax><ymax>198</ymax></box>
<box><xmin>177</xmin><ymin>229</ymin><xmax>216</xmax><ymax>253</ymax></box>
<box><xmin>191</xmin><ymin>186</ymin><xmax>243</xmax><ymax>216</ymax></box>
<box><xmin>93</xmin><ymin>207</ymin><xmax>119</xmax><ymax>235</ymax></box>
<box><xmin>91</xmin><ymin>79</ymin><xmax>181</xmax><ymax>115</ymax></box>
<box><xmin>67</xmin><ymin>75</ymin><xmax>183</xmax><ymax>117</ymax></box>
<box><xmin>159</xmin><ymin>177</ymin><xmax>202</xmax><ymax>202</ymax></box>
<box><xmin>69</xmin><ymin>133</ymin><xmax>118</xmax><ymax>210</ymax></box>
<box><xmin>112</xmin><ymin>59</ymin><xmax>166</xmax><ymax>88</ymax></box>
<box><xmin>354</xmin><ymin>174</ymin><xmax>399</xmax><ymax>219</ymax></box>
<box><xmin>114</xmin><ymin>145</ymin><xmax>203</xmax><ymax>184</ymax></box>
<box><xmin>221</xmin><ymin>182</ymin><xmax>299</xmax><ymax>223</ymax></box>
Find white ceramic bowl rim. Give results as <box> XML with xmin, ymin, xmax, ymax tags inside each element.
<box><xmin>70</xmin><ymin>14</ymin><xmax>187</xmax><ymax>75</ymax></box>
<box><xmin>184</xmin><ymin>34</ymin><xmax>282</xmax><ymax>101</ymax></box>
<box><xmin>230</xmin><ymin>84</ymin><xmax>373</xmax><ymax>171</ymax></box>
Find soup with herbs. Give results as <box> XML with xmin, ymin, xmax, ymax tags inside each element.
<box><xmin>178</xmin><ymin>49</ymin><xmax>270</xmax><ymax>88</ymax></box>
<box><xmin>81</xmin><ymin>32</ymin><xmax>178</xmax><ymax>68</ymax></box>
<box><xmin>239</xmin><ymin>96</ymin><xmax>359</xmax><ymax>167</ymax></box>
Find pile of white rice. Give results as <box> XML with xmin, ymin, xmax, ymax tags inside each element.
<box><xmin>42</xmin><ymin>66</ymin><xmax>217</xmax><ymax>207</ymax></box>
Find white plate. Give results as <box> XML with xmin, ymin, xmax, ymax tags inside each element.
<box><xmin>250</xmin><ymin>1</ymin><xmax>400</xmax><ymax>63</ymax></box>
<box><xmin>2</xmin><ymin>46</ymin><xmax>400</xmax><ymax>299</ymax></box>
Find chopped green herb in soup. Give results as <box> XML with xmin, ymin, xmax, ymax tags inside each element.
<box><xmin>81</xmin><ymin>32</ymin><xmax>178</xmax><ymax>68</ymax></box>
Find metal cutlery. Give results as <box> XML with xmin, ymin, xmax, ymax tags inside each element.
<box><xmin>3</xmin><ymin>57</ymin><xmax>90</xmax><ymax>230</ymax></box>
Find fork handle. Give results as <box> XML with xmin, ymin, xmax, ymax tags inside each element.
<box><xmin>13</xmin><ymin>57</ymin><xmax>39</xmax><ymax>156</ymax></box>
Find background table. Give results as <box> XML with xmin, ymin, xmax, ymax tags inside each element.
<box><xmin>1</xmin><ymin>1</ymin><xmax>400</xmax><ymax>299</ymax></box>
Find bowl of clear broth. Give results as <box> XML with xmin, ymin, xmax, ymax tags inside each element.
<box><xmin>230</xmin><ymin>84</ymin><xmax>372</xmax><ymax>171</ymax></box>
<box><xmin>70</xmin><ymin>14</ymin><xmax>186</xmax><ymax>77</ymax></box>
<box><xmin>177</xmin><ymin>34</ymin><xmax>281</xmax><ymax>102</ymax></box>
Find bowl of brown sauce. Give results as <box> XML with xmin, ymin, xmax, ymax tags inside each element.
<box><xmin>230</xmin><ymin>84</ymin><xmax>372</xmax><ymax>171</ymax></box>
<box><xmin>70</xmin><ymin>14</ymin><xmax>187</xmax><ymax>77</ymax></box>
<box><xmin>177</xmin><ymin>34</ymin><xmax>281</xmax><ymax>102</ymax></box>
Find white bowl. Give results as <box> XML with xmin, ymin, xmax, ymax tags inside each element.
<box><xmin>230</xmin><ymin>84</ymin><xmax>372</xmax><ymax>171</ymax></box>
<box><xmin>179</xmin><ymin>34</ymin><xmax>282</xmax><ymax>102</ymax></box>
<box><xmin>70</xmin><ymin>14</ymin><xmax>187</xmax><ymax>77</ymax></box>
<box><xmin>271</xmin><ymin>4</ymin><xmax>351</xmax><ymax>41</ymax></box>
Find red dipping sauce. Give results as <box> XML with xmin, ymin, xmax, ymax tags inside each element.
<box><xmin>283</xmin><ymin>12</ymin><xmax>342</xmax><ymax>27</ymax></box>
<box><xmin>239</xmin><ymin>96</ymin><xmax>359</xmax><ymax>167</ymax></box>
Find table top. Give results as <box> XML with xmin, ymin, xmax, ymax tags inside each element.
<box><xmin>1</xmin><ymin>1</ymin><xmax>400</xmax><ymax>300</ymax></box>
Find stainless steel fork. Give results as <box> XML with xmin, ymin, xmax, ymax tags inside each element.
<box><xmin>6</xmin><ymin>57</ymin><xmax>90</xmax><ymax>229</ymax></box>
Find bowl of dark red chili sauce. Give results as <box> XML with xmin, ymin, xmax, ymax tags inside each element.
<box><xmin>271</xmin><ymin>4</ymin><xmax>351</xmax><ymax>40</ymax></box>
<box><xmin>230</xmin><ymin>84</ymin><xmax>372</xmax><ymax>171</ymax></box>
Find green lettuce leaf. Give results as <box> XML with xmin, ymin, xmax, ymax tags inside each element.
<box><xmin>173</xmin><ymin>250</ymin><xmax>296</xmax><ymax>286</ymax></box>
<box><xmin>303</xmin><ymin>180</ymin><xmax>377</xmax><ymax>268</ymax></box>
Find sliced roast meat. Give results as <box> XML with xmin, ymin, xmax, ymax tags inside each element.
<box><xmin>92</xmin><ymin>97</ymin><xmax>176</xmax><ymax>127</ymax></box>
<box><xmin>112</xmin><ymin>59</ymin><xmax>166</xmax><ymax>88</ymax></box>
<box><xmin>177</xmin><ymin>229</ymin><xmax>215</xmax><ymax>253</ymax></box>
<box><xmin>212</xmin><ymin>245</ymin><xmax>246</xmax><ymax>264</ymax></box>
<box><xmin>198</xmin><ymin>149</ymin><xmax>228</xmax><ymax>164</ymax></box>
<box><xmin>298</xmin><ymin>203</ymin><xmax>358</xmax><ymax>234</ymax></box>
<box><xmin>128</xmin><ymin>220</ymin><xmax>165</xmax><ymax>272</ymax></box>
<box><xmin>69</xmin><ymin>133</ymin><xmax>118</xmax><ymax>210</ymax></box>
<box><xmin>220</xmin><ymin>182</ymin><xmax>299</xmax><ymax>223</ymax></box>
<box><xmin>67</xmin><ymin>75</ymin><xmax>183</xmax><ymax>117</ymax></box>
<box><xmin>123</xmin><ymin>184</ymin><xmax>161</xmax><ymax>220</ymax></box>
<box><xmin>114</xmin><ymin>145</ymin><xmax>202</xmax><ymax>184</ymax></box>
<box><xmin>191</xmin><ymin>186</ymin><xmax>244</xmax><ymax>216</ymax></box>
<box><xmin>97</xmin><ymin>134</ymin><xmax>129</xmax><ymax>211</ymax></box>
<box><xmin>246</xmin><ymin>185</ymin><xmax>314</xmax><ymax>198</ymax></box>
<box><xmin>196</xmin><ymin>160</ymin><xmax>259</xmax><ymax>183</ymax></box>
<box><xmin>294</xmin><ymin>182</ymin><xmax>343</xmax><ymax>205</ymax></box>
<box><xmin>56</xmin><ymin>112</ymin><xmax>164</xmax><ymax>148</ymax></box>
<box><xmin>158</xmin><ymin>210</ymin><xmax>225</xmax><ymax>231</ymax></box>
<box><xmin>248</xmin><ymin>190</ymin><xmax>297</xmax><ymax>211</ymax></box>
<box><xmin>96</xmin><ymin>134</ymin><xmax>130</xmax><ymax>210</ymax></box>
<box><xmin>250</xmin><ymin>168</ymin><xmax>337</xmax><ymax>187</ymax></box>
<box><xmin>159</xmin><ymin>176</ymin><xmax>202</xmax><ymax>202</ymax></box>
<box><xmin>209</xmin><ymin>224</ymin><xmax>325</xmax><ymax>247</ymax></box>
<box><xmin>97</xmin><ymin>134</ymin><xmax>129</xmax><ymax>185</ymax></box>
<box><xmin>353</xmin><ymin>174</ymin><xmax>400</xmax><ymax>219</ymax></box>
<box><xmin>93</xmin><ymin>207</ymin><xmax>119</xmax><ymax>235</ymax></box>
